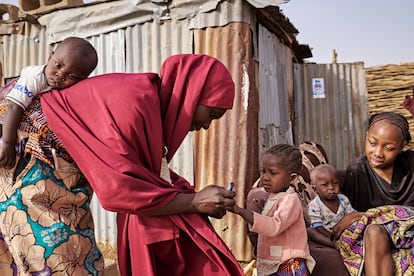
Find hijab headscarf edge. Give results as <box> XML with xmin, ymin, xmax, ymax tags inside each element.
<box><xmin>159</xmin><ymin>54</ymin><xmax>235</xmax><ymax>160</ymax></box>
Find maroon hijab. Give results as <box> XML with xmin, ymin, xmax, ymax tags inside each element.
<box><xmin>160</xmin><ymin>54</ymin><xmax>234</xmax><ymax>160</ymax></box>
<box><xmin>41</xmin><ymin>54</ymin><xmax>235</xmax><ymax>214</ymax></box>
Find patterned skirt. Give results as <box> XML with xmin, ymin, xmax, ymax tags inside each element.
<box><xmin>269</xmin><ymin>258</ymin><xmax>309</xmax><ymax>276</ymax></box>
<box><xmin>0</xmin><ymin>82</ymin><xmax>104</xmax><ymax>275</ymax></box>
<box><xmin>337</xmin><ymin>205</ymin><xmax>414</xmax><ymax>276</ymax></box>
<box><xmin>0</xmin><ymin>155</ymin><xmax>104</xmax><ymax>275</ymax></box>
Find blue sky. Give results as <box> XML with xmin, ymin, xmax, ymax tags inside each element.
<box><xmin>280</xmin><ymin>0</ymin><xmax>413</xmax><ymax>67</ymax></box>
<box><xmin>2</xmin><ymin>0</ymin><xmax>412</xmax><ymax>67</ymax></box>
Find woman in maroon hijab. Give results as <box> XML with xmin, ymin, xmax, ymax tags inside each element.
<box><xmin>40</xmin><ymin>54</ymin><xmax>243</xmax><ymax>275</ymax></box>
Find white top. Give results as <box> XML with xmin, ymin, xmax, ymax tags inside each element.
<box><xmin>6</xmin><ymin>65</ymin><xmax>51</xmax><ymax>109</ymax></box>
<box><xmin>308</xmin><ymin>193</ymin><xmax>355</xmax><ymax>230</ymax></box>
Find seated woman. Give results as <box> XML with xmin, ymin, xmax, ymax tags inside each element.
<box><xmin>333</xmin><ymin>111</ymin><xmax>414</xmax><ymax>276</ymax></box>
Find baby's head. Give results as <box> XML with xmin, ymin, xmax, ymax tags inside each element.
<box><xmin>260</xmin><ymin>144</ymin><xmax>302</xmax><ymax>194</ymax></box>
<box><xmin>310</xmin><ymin>164</ymin><xmax>340</xmax><ymax>201</ymax></box>
<box><xmin>44</xmin><ymin>37</ymin><xmax>98</xmax><ymax>89</ymax></box>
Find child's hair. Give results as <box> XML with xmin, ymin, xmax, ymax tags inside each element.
<box><xmin>265</xmin><ymin>144</ymin><xmax>302</xmax><ymax>174</ymax></box>
<box><xmin>310</xmin><ymin>164</ymin><xmax>336</xmax><ymax>186</ymax></box>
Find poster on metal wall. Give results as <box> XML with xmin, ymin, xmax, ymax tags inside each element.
<box><xmin>312</xmin><ymin>78</ymin><xmax>326</xmax><ymax>99</ymax></box>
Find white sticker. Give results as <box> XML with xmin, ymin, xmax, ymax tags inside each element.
<box><xmin>312</xmin><ymin>78</ymin><xmax>326</xmax><ymax>99</ymax></box>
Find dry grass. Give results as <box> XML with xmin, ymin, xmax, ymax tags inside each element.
<box><xmin>365</xmin><ymin>62</ymin><xmax>414</xmax><ymax>149</ymax></box>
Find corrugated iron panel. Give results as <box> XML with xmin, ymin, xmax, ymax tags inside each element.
<box><xmin>193</xmin><ymin>22</ymin><xmax>257</xmax><ymax>262</ymax></box>
<box><xmin>89</xmin><ymin>30</ymin><xmax>126</xmax><ymax>74</ymax></box>
<box><xmin>257</xmin><ymin>23</ymin><xmax>294</xmax><ymax>152</ymax></box>
<box><xmin>0</xmin><ymin>22</ymin><xmax>50</xmax><ymax>82</ymax></box>
<box><xmin>293</xmin><ymin>62</ymin><xmax>368</xmax><ymax>170</ymax></box>
<box><xmin>38</xmin><ymin>0</ymin><xmax>166</xmax><ymax>43</ymax></box>
<box><xmin>188</xmin><ymin>0</ymin><xmax>255</xmax><ymax>30</ymax></box>
<box><xmin>38</xmin><ymin>0</ymin><xmax>255</xmax><ymax>44</ymax></box>
<box><xmin>124</xmin><ymin>20</ymin><xmax>193</xmax><ymax>72</ymax></box>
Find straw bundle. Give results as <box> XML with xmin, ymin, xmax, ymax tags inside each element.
<box><xmin>365</xmin><ymin>62</ymin><xmax>414</xmax><ymax>149</ymax></box>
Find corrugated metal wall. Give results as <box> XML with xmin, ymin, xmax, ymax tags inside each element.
<box><xmin>194</xmin><ymin>21</ymin><xmax>257</xmax><ymax>262</ymax></box>
<box><xmin>0</xmin><ymin>0</ymin><xmax>327</xmax><ymax>267</ymax></box>
<box><xmin>124</xmin><ymin>21</ymin><xmax>193</xmax><ymax>72</ymax></box>
<box><xmin>257</xmin><ymin>23</ymin><xmax>294</xmax><ymax>152</ymax></box>
<box><xmin>293</xmin><ymin>62</ymin><xmax>369</xmax><ymax>170</ymax></box>
<box><xmin>1</xmin><ymin>22</ymin><xmax>51</xmax><ymax>81</ymax></box>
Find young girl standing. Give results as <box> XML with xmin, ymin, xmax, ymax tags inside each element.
<box><xmin>231</xmin><ymin>144</ymin><xmax>315</xmax><ymax>276</ymax></box>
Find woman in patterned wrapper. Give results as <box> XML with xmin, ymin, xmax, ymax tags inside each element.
<box><xmin>0</xmin><ymin>76</ymin><xmax>104</xmax><ymax>274</ymax></box>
